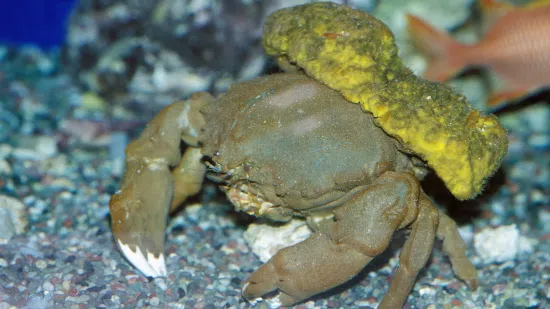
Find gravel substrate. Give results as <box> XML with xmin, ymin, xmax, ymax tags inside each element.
<box><xmin>1</xmin><ymin>35</ymin><xmax>549</xmax><ymax>309</ymax></box>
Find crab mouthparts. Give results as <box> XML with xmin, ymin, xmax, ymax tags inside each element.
<box><xmin>224</xmin><ymin>183</ymin><xmax>275</xmax><ymax>217</ymax></box>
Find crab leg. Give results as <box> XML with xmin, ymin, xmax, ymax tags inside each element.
<box><xmin>109</xmin><ymin>93</ymin><xmax>213</xmax><ymax>277</ymax></box>
<box><xmin>436</xmin><ymin>211</ymin><xmax>479</xmax><ymax>290</ymax></box>
<box><xmin>378</xmin><ymin>193</ymin><xmax>438</xmax><ymax>308</ymax></box>
<box><xmin>243</xmin><ymin>172</ymin><xmax>427</xmax><ymax>308</ymax></box>
<box><xmin>243</xmin><ymin>232</ymin><xmax>372</xmax><ymax>306</ymax></box>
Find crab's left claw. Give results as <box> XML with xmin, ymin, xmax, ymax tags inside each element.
<box><xmin>109</xmin><ymin>93</ymin><xmax>213</xmax><ymax>277</ymax></box>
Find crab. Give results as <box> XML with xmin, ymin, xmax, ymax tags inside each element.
<box><xmin>109</xmin><ymin>2</ymin><xmax>508</xmax><ymax>308</ymax></box>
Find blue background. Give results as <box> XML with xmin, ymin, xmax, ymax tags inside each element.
<box><xmin>0</xmin><ymin>0</ymin><xmax>77</xmax><ymax>48</ymax></box>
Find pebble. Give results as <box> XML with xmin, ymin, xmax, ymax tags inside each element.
<box><xmin>458</xmin><ymin>224</ymin><xmax>474</xmax><ymax>245</ymax></box>
<box><xmin>42</xmin><ymin>281</ymin><xmax>55</xmax><ymax>292</ymax></box>
<box><xmin>418</xmin><ymin>286</ymin><xmax>437</xmax><ymax>297</ymax></box>
<box><xmin>244</xmin><ymin>218</ymin><xmax>312</xmax><ymax>262</ymax></box>
<box><xmin>65</xmin><ymin>295</ymin><xmax>90</xmax><ymax>304</ymax></box>
<box><xmin>518</xmin><ymin>103</ymin><xmax>550</xmax><ymax>133</ymax></box>
<box><xmin>35</xmin><ymin>259</ymin><xmax>47</xmax><ymax>270</ymax></box>
<box><xmin>149</xmin><ymin>296</ymin><xmax>160</xmax><ymax>306</ymax></box>
<box><xmin>528</xmin><ymin>133</ymin><xmax>550</xmax><ymax>150</ymax></box>
<box><xmin>540</xmin><ymin>208</ymin><xmax>550</xmax><ymax>232</ymax></box>
<box><xmin>0</xmin><ymin>195</ymin><xmax>28</xmax><ymax>243</ymax></box>
<box><xmin>0</xmin><ymin>207</ymin><xmax>17</xmax><ymax>243</ymax></box>
<box><xmin>108</xmin><ymin>131</ymin><xmax>128</xmax><ymax>161</ymax></box>
<box><xmin>0</xmin><ymin>159</ymin><xmax>12</xmax><ymax>175</ymax></box>
<box><xmin>474</xmin><ymin>224</ymin><xmax>536</xmax><ymax>264</ymax></box>
<box><xmin>35</xmin><ymin>136</ymin><xmax>58</xmax><ymax>158</ymax></box>
<box><xmin>63</xmin><ymin>280</ymin><xmax>71</xmax><ymax>291</ymax></box>
<box><xmin>12</xmin><ymin>136</ymin><xmax>58</xmax><ymax>161</ymax></box>
<box><xmin>0</xmin><ymin>144</ymin><xmax>13</xmax><ymax>159</ymax></box>
<box><xmin>80</xmin><ymin>92</ymin><xmax>106</xmax><ymax>112</ymax></box>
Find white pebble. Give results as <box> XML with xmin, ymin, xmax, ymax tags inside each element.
<box><xmin>457</xmin><ymin>224</ymin><xmax>474</xmax><ymax>245</ymax></box>
<box><xmin>0</xmin><ymin>159</ymin><xmax>11</xmax><ymax>175</ymax></box>
<box><xmin>474</xmin><ymin>224</ymin><xmax>536</xmax><ymax>264</ymax></box>
<box><xmin>244</xmin><ymin>219</ymin><xmax>312</xmax><ymax>263</ymax></box>
<box><xmin>42</xmin><ymin>281</ymin><xmax>54</xmax><ymax>292</ymax></box>
<box><xmin>0</xmin><ymin>143</ymin><xmax>13</xmax><ymax>160</ymax></box>
<box><xmin>149</xmin><ymin>296</ymin><xmax>160</xmax><ymax>306</ymax></box>
<box><xmin>35</xmin><ymin>259</ymin><xmax>47</xmax><ymax>270</ymax></box>
<box><xmin>0</xmin><ymin>195</ymin><xmax>28</xmax><ymax>243</ymax></box>
<box><xmin>35</xmin><ymin>136</ymin><xmax>58</xmax><ymax>158</ymax></box>
<box><xmin>12</xmin><ymin>136</ymin><xmax>57</xmax><ymax>160</ymax></box>
<box><xmin>418</xmin><ymin>286</ymin><xmax>436</xmax><ymax>297</ymax></box>
<box><xmin>154</xmin><ymin>277</ymin><xmax>168</xmax><ymax>290</ymax></box>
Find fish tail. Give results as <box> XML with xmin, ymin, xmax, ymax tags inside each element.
<box><xmin>406</xmin><ymin>14</ymin><xmax>467</xmax><ymax>82</ymax></box>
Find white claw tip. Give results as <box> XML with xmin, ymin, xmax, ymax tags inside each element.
<box><xmin>147</xmin><ymin>251</ymin><xmax>168</xmax><ymax>277</ymax></box>
<box><xmin>117</xmin><ymin>239</ymin><xmax>167</xmax><ymax>278</ymax></box>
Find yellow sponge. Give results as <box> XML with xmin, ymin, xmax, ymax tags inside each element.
<box><xmin>263</xmin><ymin>2</ymin><xmax>508</xmax><ymax>200</ymax></box>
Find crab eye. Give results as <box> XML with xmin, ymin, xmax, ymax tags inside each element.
<box><xmin>243</xmin><ymin>163</ymin><xmax>252</xmax><ymax>172</ymax></box>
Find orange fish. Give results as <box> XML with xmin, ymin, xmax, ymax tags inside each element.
<box><xmin>407</xmin><ymin>0</ymin><xmax>550</xmax><ymax>108</ymax></box>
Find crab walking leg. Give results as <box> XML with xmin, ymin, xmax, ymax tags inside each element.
<box><xmin>436</xmin><ymin>211</ymin><xmax>479</xmax><ymax>290</ymax></box>
<box><xmin>378</xmin><ymin>193</ymin><xmax>438</xmax><ymax>309</ymax></box>
<box><xmin>243</xmin><ymin>172</ymin><xmax>424</xmax><ymax>307</ymax></box>
<box><xmin>109</xmin><ymin>93</ymin><xmax>213</xmax><ymax>278</ymax></box>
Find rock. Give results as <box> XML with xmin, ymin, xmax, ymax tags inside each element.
<box><xmin>12</xmin><ymin>136</ymin><xmax>58</xmax><ymax>161</ymax></box>
<box><xmin>0</xmin><ymin>195</ymin><xmax>28</xmax><ymax>244</ymax></box>
<box><xmin>473</xmin><ymin>224</ymin><xmax>536</xmax><ymax>264</ymax></box>
<box><xmin>0</xmin><ymin>144</ymin><xmax>13</xmax><ymax>160</ymax></box>
<box><xmin>62</xmin><ymin>0</ymin><xmax>276</xmax><ymax>114</ymax></box>
<box><xmin>244</xmin><ymin>219</ymin><xmax>312</xmax><ymax>263</ymax></box>
<box><xmin>0</xmin><ymin>159</ymin><xmax>12</xmax><ymax>175</ymax></box>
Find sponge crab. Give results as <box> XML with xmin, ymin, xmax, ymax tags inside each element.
<box><xmin>109</xmin><ymin>2</ymin><xmax>507</xmax><ymax>308</ymax></box>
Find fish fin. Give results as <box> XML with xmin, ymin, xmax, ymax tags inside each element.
<box><xmin>478</xmin><ymin>0</ymin><xmax>514</xmax><ymax>12</ymax></box>
<box><xmin>487</xmin><ymin>88</ymin><xmax>531</xmax><ymax>108</ymax></box>
<box><xmin>478</xmin><ymin>0</ymin><xmax>549</xmax><ymax>22</ymax></box>
<box><xmin>406</xmin><ymin>14</ymin><xmax>465</xmax><ymax>82</ymax></box>
<box><xmin>478</xmin><ymin>0</ymin><xmax>514</xmax><ymax>26</ymax></box>
<box><xmin>523</xmin><ymin>0</ymin><xmax>550</xmax><ymax>9</ymax></box>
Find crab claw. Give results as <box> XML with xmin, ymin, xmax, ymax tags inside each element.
<box><xmin>117</xmin><ymin>239</ymin><xmax>167</xmax><ymax>277</ymax></box>
<box><xmin>109</xmin><ymin>96</ymin><xmax>212</xmax><ymax>278</ymax></box>
<box><xmin>109</xmin><ymin>157</ymin><xmax>174</xmax><ymax>277</ymax></box>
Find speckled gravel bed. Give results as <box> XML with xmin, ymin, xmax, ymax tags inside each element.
<box><xmin>1</xmin><ymin>45</ymin><xmax>549</xmax><ymax>309</ymax></box>
<box><xmin>0</xmin><ymin>158</ymin><xmax>549</xmax><ymax>309</ymax></box>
